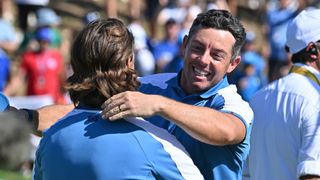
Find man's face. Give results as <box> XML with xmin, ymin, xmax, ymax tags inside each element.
<box><xmin>180</xmin><ymin>28</ymin><xmax>240</xmax><ymax>94</ymax></box>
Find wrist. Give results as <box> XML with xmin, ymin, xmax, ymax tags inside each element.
<box><xmin>156</xmin><ymin>95</ymin><xmax>174</xmax><ymax>115</ymax></box>
<box><xmin>20</xmin><ymin>108</ymin><xmax>38</xmax><ymax>132</ymax></box>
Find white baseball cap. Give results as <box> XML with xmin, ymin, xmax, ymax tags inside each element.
<box><xmin>286</xmin><ymin>8</ymin><xmax>320</xmax><ymax>54</ymax></box>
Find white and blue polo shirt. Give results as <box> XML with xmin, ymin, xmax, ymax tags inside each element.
<box><xmin>33</xmin><ymin>107</ymin><xmax>203</xmax><ymax>180</ymax></box>
<box><xmin>139</xmin><ymin>73</ymin><xmax>253</xmax><ymax>180</ymax></box>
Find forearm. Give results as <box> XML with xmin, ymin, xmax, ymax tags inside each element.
<box><xmin>36</xmin><ymin>104</ymin><xmax>73</xmax><ymax>132</ymax></box>
<box><xmin>155</xmin><ymin>96</ymin><xmax>246</xmax><ymax>145</ymax></box>
<box><xmin>102</xmin><ymin>91</ymin><xmax>246</xmax><ymax>145</ymax></box>
<box><xmin>22</xmin><ymin>104</ymin><xmax>73</xmax><ymax>136</ymax></box>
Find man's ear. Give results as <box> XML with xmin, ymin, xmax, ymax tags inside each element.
<box><xmin>181</xmin><ymin>35</ymin><xmax>188</xmax><ymax>55</ymax></box>
<box><xmin>227</xmin><ymin>56</ymin><xmax>241</xmax><ymax>73</ymax></box>
<box><xmin>127</xmin><ymin>55</ymin><xmax>135</xmax><ymax>69</ymax></box>
<box><xmin>306</xmin><ymin>42</ymin><xmax>319</xmax><ymax>60</ymax></box>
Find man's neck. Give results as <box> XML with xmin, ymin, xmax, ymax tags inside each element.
<box><xmin>305</xmin><ymin>60</ymin><xmax>320</xmax><ymax>72</ymax></box>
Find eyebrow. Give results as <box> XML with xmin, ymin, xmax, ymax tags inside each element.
<box><xmin>192</xmin><ymin>39</ymin><xmax>228</xmax><ymax>55</ymax></box>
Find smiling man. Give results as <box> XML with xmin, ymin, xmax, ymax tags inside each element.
<box><xmin>102</xmin><ymin>9</ymin><xmax>253</xmax><ymax>180</ymax></box>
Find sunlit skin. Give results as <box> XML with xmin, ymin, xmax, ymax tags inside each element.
<box><xmin>180</xmin><ymin>28</ymin><xmax>241</xmax><ymax>94</ymax></box>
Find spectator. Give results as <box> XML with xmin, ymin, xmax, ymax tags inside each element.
<box><xmin>18</xmin><ymin>8</ymin><xmax>62</xmax><ymax>54</ymax></box>
<box><xmin>128</xmin><ymin>19</ymin><xmax>155</xmax><ymax>76</ymax></box>
<box><xmin>237</xmin><ymin>62</ymin><xmax>263</xmax><ymax>101</ymax></box>
<box><xmin>104</xmin><ymin>0</ymin><xmax>142</xmax><ymax>19</ymax></box>
<box><xmin>231</xmin><ymin>31</ymin><xmax>267</xmax><ymax>101</ymax></box>
<box><xmin>0</xmin><ymin>49</ymin><xmax>10</xmax><ymax>92</ymax></box>
<box><xmin>265</xmin><ymin>0</ymin><xmax>300</xmax><ymax>82</ymax></box>
<box><xmin>144</xmin><ymin>0</ymin><xmax>167</xmax><ymax>39</ymax></box>
<box><xmin>152</xmin><ymin>18</ymin><xmax>180</xmax><ymax>72</ymax></box>
<box><xmin>247</xmin><ymin>8</ymin><xmax>320</xmax><ymax>180</ymax></box>
<box><xmin>0</xmin><ymin>13</ymin><xmax>18</xmax><ymax>93</ymax></box>
<box><xmin>15</xmin><ymin>0</ymin><xmax>49</xmax><ymax>31</ymax></box>
<box><xmin>157</xmin><ymin>0</ymin><xmax>202</xmax><ymax>26</ymax></box>
<box><xmin>161</xmin><ymin>36</ymin><xmax>184</xmax><ymax>73</ymax></box>
<box><xmin>0</xmin><ymin>18</ymin><xmax>18</xmax><ymax>54</ymax></box>
<box><xmin>36</xmin><ymin>8</ymin><xmax>62</xmax><ymax>49</ymax></box>
<box><xmin>5</xmin><ymin>27</ymin><xmax>66</xmax><ymax>104</ymax></box>
<box><xmin>33</xmin><ymin>18</ymin><xmax>203</xmax><ymax>180</ymax></box>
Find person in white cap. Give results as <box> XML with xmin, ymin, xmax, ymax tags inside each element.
<box><xmin>245</xmin><ymin>8</ymin><xmax>320</xmax><ymax>180</ymax></box>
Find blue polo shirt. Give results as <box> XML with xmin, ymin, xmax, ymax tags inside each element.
<box><xmin>33</xmin><ymin>107</ymin><xmax>204</xmax><ymax>180</ymax></box>
<box><xmin>139</xmin><ymin>73</ymin><xmax>253</xmax><ymax>180</ymax></box>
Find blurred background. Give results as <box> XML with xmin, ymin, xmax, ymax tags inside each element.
<box><xmin>0</xmin><ymin>0</ymin><xmax>319</xmax><ymax>179</ymax></box>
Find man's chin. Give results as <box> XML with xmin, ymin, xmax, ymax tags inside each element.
<box><xmin>189</xmin><ymin>83</ymin><xmax>211</xmax><ymax>93</ymax></box>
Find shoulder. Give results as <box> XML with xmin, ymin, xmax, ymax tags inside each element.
<box><xmin>263</xmin><ymin>74</ymin><xmax>319</xmax><ymax>103</ymax></box>
<box><xmin>139</xmin><ymin>73</ymin><xmax>177</xmax><ymax>89</ymax></box>
<box><xmin>251</xmin><ymin>74</ymin><xmax>320</xmax><ymax>113</ymax></box>
<box><xmin>126</xmin><ymin>117</ymin><xmax>204</xmax><ymax>179</ymax></box>
<box><xmin>41</xmin><ymin>109</ymin><xmax>94</xmax><ymax>141</ymax></box>
<box><xmin>217</xmin><ymin>85</ymin><xmax>248</xmax><ymax>106</ymax></box>
<box><xmin>139</xmin><ymin>73</ymin><xmax>177</xmax><ymax>83</ymax></box>
<box><xmin>126</xmin><ymin>117</ymin><xmax>189</xmax><ymax>154</ymax></box>
<box><xmin>218</xmin><ymin>85</ymin><xmax>254</xmax><ymax>126</ymax></box>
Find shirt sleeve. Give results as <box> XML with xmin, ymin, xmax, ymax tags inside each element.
<box><xmin>218</xmin><ymin>85</ymin><xmax>254</xmax><ymax>127</ymax></box>
<box><xmin>33</xmin><ymin>146</ymin><xmax>42</xmax><ymax>180</ymax></box>
<box><xmin>297</xmin><ymin>103</ymin><xmax>320</xmax><ymax>178</ymax></box>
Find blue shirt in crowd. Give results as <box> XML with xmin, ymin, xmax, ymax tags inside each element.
<box><xmin>0</xmin><ymin>49</ymin><xmax>10</xmax><ymax>91</ymax></box>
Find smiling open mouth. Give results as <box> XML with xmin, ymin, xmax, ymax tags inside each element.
<box><xmin>194</xmin><ymin>67</ymin><xmax>210</xmax><ymax>76</ymax></box>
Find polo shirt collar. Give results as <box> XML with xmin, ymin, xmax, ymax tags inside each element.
<box><xmin>200</xmin><ymin>76</ymin><xmax>230</xmax><ymax>99</ymax></box>
<box><xmin>293</xmin><ymin>63</ymin><xmax>320</xmax><ymax>79</ymax></box>
<box><xmin>170</xmin><ymin>71</ymin><xmax>230</xmax><ymax>99</ymax></box>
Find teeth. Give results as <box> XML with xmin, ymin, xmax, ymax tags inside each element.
<box><xmin>194</xmin><ymin>68</ymin><xmax>209</xmax><ymax>76</ymax></box>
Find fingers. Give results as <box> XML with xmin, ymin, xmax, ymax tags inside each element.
<box><xmin>102</xmin><ymin>96</ymin><xmax>118</xmax><ymax>109</ymax></box>
<box><xmin>106</xmin><ymin>111</ymin><xmax>129</xmax><ymax>121</ymax></box>
<box><xmin>101</xmin><ymin>95</ymin><xmax>129</xmax><ymax>120</ymax></box>
<box><xmin>102</xmin><ymin>104</ymin><xmax>119</xmax><ymax>119</ymax></box>
<box><xmin>101</xmin><ymin>104</ymin><xmax>129</xmax><ymax>120</ymax></box>
<box><xmin>102</xmin><ymin>94</ymin><xmax>123</xmax><ymax>111</ymax></box>
<box><xmin>101</xmin><ymin>91</ymin><xmax>138</xmax><ymax>120</ymax></box>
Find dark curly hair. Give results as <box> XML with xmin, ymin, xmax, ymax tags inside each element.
<box><xmin>188</xmin><ymin>9</ymin><xmax>246</xmax><ymax>61</ymax></box>
<box><xmin>66</xmin><ymin>18</ymin><xmax>140</xmax><ymax>108</ymax></box>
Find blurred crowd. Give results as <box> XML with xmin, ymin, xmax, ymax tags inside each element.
<box><xmin>0</xmin><ymin>0</ymin><xmax>320</xmax><ymax>175</ymax></box>
<box><xmin>0</xmin><ymin>0</ymin><xmax>320</xmax><ymax>103</ymax></box>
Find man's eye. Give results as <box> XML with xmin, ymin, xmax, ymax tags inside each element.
<box><xmin>193</xmin><ymin>46</ymin><xmax>202</xmax><ymax>51</ymax></box>
<box><xmin>211</xmin><ymin>54</ymin><xmax>223</xmax><ymax>61</ymax></box>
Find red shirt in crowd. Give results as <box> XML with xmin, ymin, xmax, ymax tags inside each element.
<box><xmin>21</xmin><ymin>49</ymin><xmax>65</xmax><ymax>103</ymax></box>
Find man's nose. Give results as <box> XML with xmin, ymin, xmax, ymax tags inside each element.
<box><xmin>198</xmin><ymin>51</ymin><xmax>211</xmax><ymax>65</ymax></box>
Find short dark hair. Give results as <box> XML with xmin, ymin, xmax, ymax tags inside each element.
<box><xmin>66</xmin><ymin>18</ymin><xmax>140</xmax><ymax>108</ymax></box>
<box><xmin>187</xmin><ymin>9</ymin><xmax>246</xmax><ymax>61</ymax></box>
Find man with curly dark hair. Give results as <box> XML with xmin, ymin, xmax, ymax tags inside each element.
<box><xmin>32</xmin><ymin>19</ymin><xmax>203</xmax><ymax>180</ymax></box>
